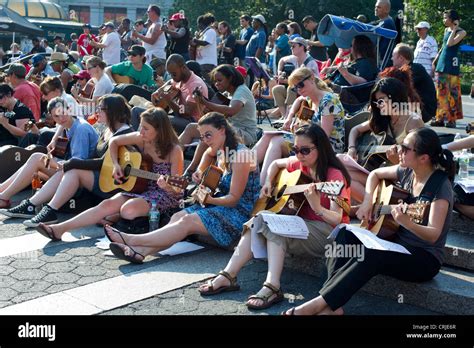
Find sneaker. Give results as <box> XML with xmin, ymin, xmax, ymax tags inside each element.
<box><xmin>23</xmin><ymin>205</ymin><xmax>58</xmax><ymax>228</ymax></box>
<box><xmin>0</xmin><ymin>199</ymin><xmax>36</xmax><ymax>218</ymax></box>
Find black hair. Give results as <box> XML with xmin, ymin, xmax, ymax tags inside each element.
<box><xmin>166</xmin><ymin>53</ymin><xmax>186</xmax><ymax>68</ymax></box>
<box><xmin>0</xmin><ymin>83</ymin><xmax>14</xmax><ymax>96</ymax></box>
<box><xmin>369</xmin><ymin>78</ymin><xmax>409</xmax><ymax>134</ymax></box>
<box><xmin>444</xmin><ymin>9</ymin><xmax>460</xmax><ymax>22</ymax></box>
<box><xmin>276</xmin><ymin>22</ymin><xmax>289</xmax><ymax>34</ymax></box>
<box><xmin>352</xmin><ymin>35</ymin><xmax>376</xmax><ymax>61</ymax></box>
<box><xmin>302</xmin><ymin>16</ymin><xmax>316</xmax><ymax>23</ymax></box>
<box><xmin>148</xmin><ymin>5</ymin><xmax>161</xmax><ymax>17</ymax></box>
<box><xmin>294</xmin><ymin>124</ymin><xmax>351</xmax><ymax>186</ymax></box>
<box><xmin>211</xmin><ymin>64</ymin><xmax>244</xmax><ymax>88</ymax></box>
<box><xmin>186</xmin><ymin>60</ymin><xmax>202</xmax><ymax>77</ymax></box>
<box><xmin>411</xmin><ymin>128</ymin><xmax>455</xmax><ymax>182</ymax></box>
<box><xmin>198</xmin><ymin>13</ymin><xmax>215</xmax><ymax>27</ymax></box>
<box><xmin>240</xmin><ymin>15</ymin><xmax>252</xmax><ymax>22</ymax></box>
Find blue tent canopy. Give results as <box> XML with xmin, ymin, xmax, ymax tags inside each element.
<box><xmin>317</xmin><ymin>14</ymin><xmax>398</xmax><ymax>49</ymax></box>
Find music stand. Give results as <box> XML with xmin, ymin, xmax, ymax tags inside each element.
<box><xmin>245</xmin><ymin>57</ymin><xmax>272</xmax><ymax>125</ymax></box>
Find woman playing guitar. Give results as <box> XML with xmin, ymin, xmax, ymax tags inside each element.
<box><xmin>104</xmin><ymin>112</ymin><xmax>260</xmax><ymax>264</ymax></box>
<box><xmin>280</xmin><ymin>127</ymin><xmax>454</xmax><ymax>315</ymax></box>
<box><xmin>198</xmin><ymin>123</ymin><xmax>351</xmax><ymax>310</ymax></box>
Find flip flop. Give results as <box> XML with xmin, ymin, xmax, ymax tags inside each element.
<box><xmin>109</xmin><ymin>242</ymin><xmax>144</xmax><ymax>264</ymax></box>
<box><xmin>35</xmin><ymin>223</ymin><xmax>60</xmax><ymax>242</ymax></box>
<box><xmin>104</xmin><ymin>225</ymin><xmax>128</xmax><ymax>245</ymax></box>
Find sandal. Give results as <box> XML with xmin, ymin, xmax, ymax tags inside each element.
<box><xmin>109</xmin><ymin>242</ymin><xmax>145</xmax><ymax>264</ymax></box>
<box><xmin>0</xmin><ymin>198</ymin><xmax>10</xmax><ymax>209</ymax></box>
<box><xmin>35</xmin><ymin>223</ymin><xmax>60</xmax><ymax>242</ymax></box>
<box><xmin>246</xmin><ymin>282</ymin><xmax>284</xmax><ymax>310</ymax></box>
<box><xmin>281</xmin><ymin>307</ymin><xmax>296</xmax><ymax>316</ymax></box>
<box><xmin>198</xmin><ymin>270</ymin><xmax>240</xmax><ymax>296</ymax></box>
<box><xmin>104</xmin><ymin>225</ymin><xmax>128</xmax><ymax>245</ymax></box>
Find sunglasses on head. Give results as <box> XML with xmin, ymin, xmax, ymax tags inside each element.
<box><xmin>291</xmin><ymin>75</ymin><xmax>311</xmax><ymax>93</ymax></box>
<box><xmin>372</xmin><ymin>98</ymin><xmax>386</xmax><ymax>108</ymax></box>
<box><xmin>291</xmin><ymin>145</ymin><xmax>316</xmax><ymax>156</ymax></box>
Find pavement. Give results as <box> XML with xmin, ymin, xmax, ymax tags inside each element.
<box><xmin>0</xmin><ymin>96</ymin><xmax>473</xmax><ymax>345</ymax></box>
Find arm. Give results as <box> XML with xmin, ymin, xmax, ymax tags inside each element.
<box><xmin>307</xmin><ymin>39</ymin><xmax>325</xmax><ymax>48</ymax></box>
<box><xmin>347</xmin><ymin>121</ymin><xmax>371</xmax><ymax>159</ymax></box>
<box><xmin>206</xmin><ymin>160</ymin><xmax>252</xmax><ymax>208</ymax></box>
<box><xmin>108</xmin><ymin>132</ymin><xmax>142</xmax><ymax>169</ymax></box>
<box><xmin>338</xmin><ymin>66</ymin><xmax>367</xmax><ymax>85</ymax></box>
<box><xmin>320</xmin><ymin>114</ymin><xmax>334</xmax><ymax>138</ymax></box>
<box><xmin>447</xmin><ymin>27</ymin><xmax>466</xmax><ymax>47</ymax></box>
<box><xmin>200</xmin><ymin>98</ymin><xmax>244</xmax><ymax>117</ymax></box>
<box><xmin>104</xmin><ymin>66</ymin><xmax>116</xmax><ymax>83</ymax></box>
<box><xmin>0</xmin><ymin>116</ymin><xmax>31</xmax><ymax>137</ymax></box>
<box><xmin>444</xmin><ymin>135</ymin><xmax>474</xmax><ymax>152</ymax></box>
<box><xmin>156</xmin><ymin>144</ymin><xmax>185</xmax><ymax>195</ymax></box>
<box><xmin>305</xmin><ymin>185</ymin><xmax>344</xmax><ymax>226</ymax></box>
<box><xmin>135</xmin><ymin>24</ymin><xmax>163</xmax><ymax>45</ymax></box>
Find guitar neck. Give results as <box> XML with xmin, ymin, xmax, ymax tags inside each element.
<box><xmin>368</xmin><ymin>145</ymin><xmax>392</xmax><ymax>154</ymax></box>
<box><xmin>283</xmin><ymin>182</ymin><xmax>335</xmax><ymax>195</ymax></box>
<box><xmin>129</xmin><ymin>167</ymin><xmax>160</xmax><ymax>181</ymax></box>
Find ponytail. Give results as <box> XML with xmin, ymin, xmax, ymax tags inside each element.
<box><xmin>439</xmin><ymin>149</ymin><xmax>456</xmax><ymax>182</ymax></box>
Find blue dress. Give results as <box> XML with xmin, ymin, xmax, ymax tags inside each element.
<box><xmin>185</xmin><ymin>146</ymin><xmax>261</xmax><ymax>247</ymax></box>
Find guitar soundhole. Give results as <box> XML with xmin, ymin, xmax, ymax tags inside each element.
<box><xmin>276</xmin><ymin>185</ymin><xmax>287</xmax><ymax>200</ymax></box>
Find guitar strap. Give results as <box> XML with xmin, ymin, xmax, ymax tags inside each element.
<box><xmin>416</xmin><ymin>170</ymin><xmax>448</xmax><ymax>224</ymax></box>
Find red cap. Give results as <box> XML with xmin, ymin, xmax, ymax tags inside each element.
<box><xmin>235</xmin><ymin>66</ymin><xmax>248</xmax><ymax>78</ymax></box>
<box><xmin>169</xmin><ymin>13</ymin><xmax>185</xmax><ymax>21</ymax></box>
<box><xmin>73</xmin><ymin>70</ymin><xmax>91</xmax><ymax>80</ymax></box>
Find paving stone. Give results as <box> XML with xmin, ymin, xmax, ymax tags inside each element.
<box><xmin>0</xmin><ymin>265</ymin><xmax>15</xmax><ymax>276</ymax></box>
<box><xmin>101</xmin><ymin>259</ymin><xmax>127</xmax><ymax>270</ymax></box>
<box><xmin>46</xmin><ymin>283</ymin><xmax>78</xmax><ymax>293</ymax></box>
<box><xmin>77</xmin><ymin>275</ymin><xmax>108</xmax><ymax>286</ymax></box>
<box><xmin>10</xmin><ymin>269</ymin><xmax>46</xmax><ymax>281</ymax></box>
<box><xmin>0</xmin><ymin>288</ymin><xmax>18</xmax><ymax>301</ymax></box>
<box><xmin>70</xmin><ymin>256</ymin><xmax>105</xmax><ymax>267</ymax></box>
<box><xmin>66</xmin><ymin>248</ymin><xmax>101</xmax><ymax>257</ymax></box>
<box><xmin>41</xmin><ymin>261</ymin><xmax>77</xmax><ymax>274</ymax></box>
<box><xmin>39</xmin><ymin>253</ymin><xmax>73</xmax><ymax>262</ymax></box>
<box><xmin>0</xmin><ymin>275</ymin><xmax>15</xmax><ymax>288</ymax></box>
<box><xmin>101</xmin><ymin>307</ymin><xmax>138</xmax><ymax>315</ymax></box>
<box><xmin>11</xmin><ymin>280</ymin><xmax>51</xmax><ymax>293</ymax></box>
<box><xmin>0</xmin><ymin>301</ymin><xmax>10</xmax><ymax>309</ymax></box>
<box><xmin>0</xmin><ymin>257</ymin><xmax>14</xmax><ymax>265</ymax></box>
<box><xmin>44</xmin><ymin>272</ymin><xmax>80</xmax><ymax>284</ymax></box>
<box><xmin>12</xmin><ymin>292</ymin><xmax>47</xmax><ymax>304</ymax></box>
<box><xmin>158</xmin><ymin>297</ymin><xmax>200</xmax><ymax>314</ymax></box>
<box><xmin>10</xmin><ymin>259</ymin><xmax>45</xmax><ymax>269</ymax></box>
<box><xmin>73</xmin><ymin>266</ymin><xmax>107</xmax><ymax>277</ymax></box>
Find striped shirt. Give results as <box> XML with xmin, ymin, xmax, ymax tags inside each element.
<box><xmin>414</xmin><ymin>35</ymin><xmax>438</xmax><ymax>76</ymax></box>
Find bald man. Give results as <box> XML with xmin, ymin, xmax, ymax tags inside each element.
<box><xmin>373</xmin><ymin>0</ymin><xmax>397</xmax><ymax>66</ymax></box>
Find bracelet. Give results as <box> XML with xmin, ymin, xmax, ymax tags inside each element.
<box><xmin>348</xmin><ymin>146</ymin><xmax>356</xmax><ymax>149</ymax></box>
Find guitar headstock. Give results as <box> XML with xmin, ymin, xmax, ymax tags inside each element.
<box><xmin>167</xmin><ymin>176</ymin><xmax>189</xmax><ymax>190</ymax></box>
<box><xmin>316</xmin><ymin>181</ymin><xmax>344</xmax><ymax>196</ymax></box>
<box><xmin>403</xmin><ymin>201</ymin><xmax>430</xmax><ymax>224</ymax></box>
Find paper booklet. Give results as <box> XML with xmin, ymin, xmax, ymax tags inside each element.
<box><xmin>336</xmin><ymin>154</ymin><xmax>370</xmax><ymax>175</ymax></box>
<box><xmin>250</xmin><ymin>212</ymin><xmax>309</xmax><ymax>259</ymax></box>
<box><xmin>329</xmin><ymin>224</ymin><xmax>411</xmax><ymax>255</ymax></box>
<box><xmin>263</xmin><ymin>130</ymin><xmax>293</xmax><ymax>136</ymax></box>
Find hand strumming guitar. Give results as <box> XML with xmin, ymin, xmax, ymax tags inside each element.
<box><xmin>260</xmin><ymin>181</ymin><xmax>273</xmax><ymax>198</ymax></box>
<box><xmin>194</xmin><ymin>185</ymin><xmax>211</xmax><ymax>207</ymax></box>
<box><xmin>391</xmin><ymin>203</ymin><xmax>411</xmax><ymax>227</ymax></box>
<box><xmin>356</xmin><ymin>198</ymin><xmax>373</xmax><ymax>223</ymax></box>
<box><xmin>192</xmin><ymin>170</ymin><xmax>202</xmax><ymax>184</ymax></box>
<box><xmin>112</xmin><ymin>163</ymin><xmax>125</xmax><ymax>184</ymax></box>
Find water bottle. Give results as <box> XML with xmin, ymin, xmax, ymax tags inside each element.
<box><xmin>453</xmin><ymin>133</ymin><xmax>462</xmax><ymax>157</ymax></box>
<box><xmin>149</xmin><ymin>200</ymin><xmax>160</xmax><ymax>231</ymax></box>
<box><xmin>459</xmin><ymin>149</ymin><xmax>469</xmax><ymax>180</ymax></box>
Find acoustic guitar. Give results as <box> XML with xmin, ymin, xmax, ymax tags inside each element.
<box><xmin>52</xmin><ymin>136</ymin><xmax>69</xmax><ymax>159</ymax></box>
<box><xmin>190</xmin><ymin>165</ymin><xmax>224</xmax><ymax>207</ymax></box>
<box><xmin>153</xmin><ymin>82</ymin><xmax>181</xmax><ymax>111</ymax></box>
<box><xmin>251</xmin><ymin>169</ymin><xmax>345</xmax><ymax>216</ymax></box>
<box><xmin>0</xmin><ymin>144</ymin><xmax>47</xmax><ymax>182</ymax></box>
<box><xmin>361</xmin><ymin>180</ymin><xmax>430</xmax><ymax>240</ymax></box>
<box><xmin>193</xmin><ymin>87</ymin><xmax>231</xmax><ymax>119</ymax></box>
<box><xmin>112</xmin><ymin>73</ymin><xmax>135</xmax><ymax>85</ymax></box>
<box><xmin>99</xmin><ymin>146</ymin><xmax>188</xmax><ymax>194</ymax></box>
<box><xmin>356</xmin><ymin>131</ymin><xmax>394</xmax><ymax>171</ymax></box>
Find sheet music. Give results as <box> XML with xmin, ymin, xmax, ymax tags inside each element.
<box><xmin>250</xmin><ymin>213</ymin><xmax>309</xmax><ymax>259</ymax></box>
<box><xmin>336</xmin><ymin>154</ymin><xmax>370</xmax><ymax>175</ymax></box>
<box><xmin>329</xmin><ymin>224</ymin><xmax>411</xmax><ymax>255</ymax></box>
<box><xmin>263</xmin><ymin>130</ymin><xmax>293</xmax><ymax>136</ymax></box>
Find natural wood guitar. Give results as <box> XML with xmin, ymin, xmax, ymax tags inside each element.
<box><xmin>361</xmin><ymin>180</ymin><xmax>430</xmax><ymax>240</ymax></box>
<box><xmin>251</xmin><ymin>169</ymin><xmax>345</xmax><ymax>216</ymax></box>
<box><xmin>99</xmin><ymin>147</ymin><xmax>188</xmax><ymax>194</ymax></box>
<box><xmin>190</xmin><ymin>165</ymin><xmax>224</xmax><ymax>207</ymax></box>
<box><xmin>112</xmin><ymin>73</ymin><xmax>135</xmax><ymax>85</ymax></box>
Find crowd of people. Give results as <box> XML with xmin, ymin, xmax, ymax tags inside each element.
<box><xmin>0</xmin><ymin>0</ymin><xmax>470</xmax><ymax>315</ymax></box>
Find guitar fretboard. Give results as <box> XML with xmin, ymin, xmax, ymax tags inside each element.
<box><xmin>283</xmin><ymin>181</ymin><xmax>343</xmax><ymax>196</ymax></box>
<box><xmin>129</xmin><ymin>168</ymin><xmax>160</xmax><ymax>181</ymax></box>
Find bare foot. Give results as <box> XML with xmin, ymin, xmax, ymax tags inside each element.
<box><xmin>317</xmin><ymin>306</ymin><xmax>344</xmax><ymax>316</ymax></box>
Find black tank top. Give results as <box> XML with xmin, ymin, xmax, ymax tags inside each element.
<box><xmin>172</xmin><ymin>27</ymin><xmax>191</xmax><ymax>55</ymax></box>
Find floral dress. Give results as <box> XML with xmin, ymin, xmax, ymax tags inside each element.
<box><xmin>185</xmin><ymin>145</ymin><xmax>261</xmax><ymax>247</ymax></box>
<box><xmin>123</xmin><ymin>162</ymin><xmax>182</xmax><ymax>213</ymax></box>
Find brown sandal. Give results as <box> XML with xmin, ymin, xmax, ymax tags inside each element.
<box><xmin>246</xmin><ymin>282</ymin><xmax>284</xmax><ymax>310</ymax></box>
<box><xmin>35</xmin><ymin>223</ymin><xmax>60</xmax><ymax>242</ymax></box>
<box><xmin>198</xmin><ymin>270</ymin><xmax>240</xmax><ymax>296</ymax></box>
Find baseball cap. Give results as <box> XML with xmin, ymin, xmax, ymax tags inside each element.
<box><xmin>50</xmin><ymin>52</ymin><xmax>68</xmax><ymax>63</ymax></box>
<box><xmin>169</xmin><ymin>13</ymin><xmax>185</xmax><ymax>22</ymax></box>
<box><xmin>252</xmin><ymin>14</ymin><xmax>266</xmax><ymax>24</ymax></box>
<box><xmin>105</xmin><ymin>22</ymin><xmax>115</xmax><ymax>29</ymax></box>
<box><xmin>5</xmin><ymin>63</ymin><xmax>26</xmax><ymax>78</ymax></box>
<box><xmin>127</xmin><ymin>45</ymin><xmax>146</xmax><ymax>56</ymax></box>
<box><xmin>289</xmin><ymin>34</ymin><xmax>302</xmax><ymax>40</ymax></box>
<box><xmin>32</xmin><ymin>54</ymin><xmax>46</xmax><ymax>67</ymax></box>
<box><xmin>289</xmin><ymin>36</ymin><xmax>308</xmax><ymax>48</ymax></box>
<box><xmin>73</xmin><ymin>70</ymin><xmax>91</xmax><ymax>80</ymax></box>
<box><xmin>82</xmin><ymin>23</ymin><xmax>92</xmax><ymax>29</ymax></box>
<box><xmin>235</xmin><ymin>66</ymin><xmax>248</xmax><ymax>78</ymax></box>
<box><xmin>415</xmin><ymin>21</ymin><xmax>430</xmax><ymax>29</ymax></box>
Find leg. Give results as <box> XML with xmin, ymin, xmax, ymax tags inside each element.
<box><xmin>252</xmin><ymin>133</ymin><xmax>274</xmax><ymax>165</ymax></box>
<box><xmin>259</xmin><ymin>136</ymin><xmax>285</xmax><ymax>183</ymax></box>
<box><xmin>47</xmin><ymin>170</ymin><xmax>95</xmax><ymax>210</ymax></box>
<box><xmin>347</xmin><ymin>168</ymin><xmax>368</xmax><ymax>203</ymax></box>
<box><xmin>272</xmin><ymin>85</ymin><xmax>287</xmax><ymax>119</ymax></box>
<box><xmin>106</xmin><ymin>212</ymin><xmax>209</xmax><ymax>257</ymax></box>
<box><xmin>186</xmin><ymin>142</ymin><xmax>209</xmax><ymax>173</ymax></box>
<box><xmin>454</xmin><ymin>203</ymin><xmax>474</xmax><ymax>220</ymax></box>
<box><xmin>29</xmin><ymin>171</ymin><xmax>64</xmax><ymax>207</ymax></box>
<box><xmin>46</xmin><ymin>193</ymin><xmax>130</xmax><ymax>238</ymax></box>
<box><xmin>198</xmin><ymin>229</ymin><xmax>254</xmax><ymax>293</ymax></box>
<box><xmin>119</xmin><ymin>197</ymin><xmax>150</xmax><ymax>220</ymax></box>
<box><xmin>169</xmin><ymin>115</ymin><xmax>192</xmax><ymax>135</ymax></box>
<box><xmin>178</xmin><ymin>123</ymin><xmax>199</xmax><ymax>147</ymax></box>
<box><xmin>0</xmin><ymin>153</ymin><xmax>57</xmax><ymax>201</ymax></box>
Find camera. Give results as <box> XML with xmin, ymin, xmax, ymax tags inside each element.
<box><xmin>282</xmin><ymin>63</ymin><xmax>296</xmax><ymax>77</ymax></box>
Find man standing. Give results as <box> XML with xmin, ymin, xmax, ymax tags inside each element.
<box><xmin>302</xmin><ymin>16</ymin><xmax>328</xmax><ymax>62</ymax></box>
<box><xmin>413</xmin><ymin>21</ymin><xmax>438</xmax><ymax>77</ymax></box>
<box><xmin>90</xmin><ymin>22</ymin><xmax>121</xmax><ymax>66</ymax></box>
<box><xmin>132</xmin><ymin>5</ymin><xmax>167</xmax><ymax>63</ymax></box>
<box><xmin>235</xmin><ymin>15</ymin><xmax>254</xmax><ymax>66</ymax></box>
<box><xmin>5</xmin><ymin>64</ymin><xmax>41</xmax><ymax>121</ymax></box>
<box><xmin>77</xmin><ymin>24</ymin><xmax>97</xmax><ymax>57</ymax></box>
<box><xmin>373</xmin><ymin>0</ymin><xmax>396</xmax><ymax>65</ymax></box>
<box><xmin>29</xmin><ymin>38</ymin><xmax>46</xmax><ymax>55</ymax></box>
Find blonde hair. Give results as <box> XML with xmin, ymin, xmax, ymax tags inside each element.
<box><xmin>288</xmin><ymin>67</ymin><xmax>332</xmax><ymax>92</ymax></box>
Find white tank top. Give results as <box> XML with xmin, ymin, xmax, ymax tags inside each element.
<box><xmin>143</xmin><ymin>19</ymin><xmax>167</xmax><ymax>61</ymax></box>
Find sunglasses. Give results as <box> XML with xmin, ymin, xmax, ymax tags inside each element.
<box><xmin>128</xmin><ymin>53</ymin><xmax>138</xmax><ymax>57</ymax></box>
<box><xmin>199</xmin><ymin>131</ymin><xmax>213</xmax><ymax>141</ymax></box>
<box><xmin>86</xmin><ymin>66</ymin><xmax>96</xmax><ymax>70</ymax></box>
<box><xmin>399</xmin><ymin>144</ymin><xmax>416</xmax><ymax>154</ymax></box>
<box><xmin>372</xmin><ymin>98</ymin><xmax>387</xmax><ymax>108</ymax></box>
<box><xmin>291</xmin><ymin>145</ymin><xmax>316</xmax><ymax>156</ymax></box>
<box><xmin>291</xmin><ymin>44</ymin><xmax>302</xmax><ymax>49</ymax></box>
<box><xmin>291</xmin><ymin>75</ymin><xmax>311</xmax><ymax>92</ymax></box>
